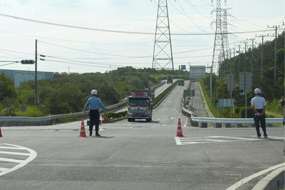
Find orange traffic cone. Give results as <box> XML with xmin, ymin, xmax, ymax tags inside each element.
<box><xmin>79</xmin><ymin>118</ymin><xmax>87</xmax><ymax>137</ymax></box>
<box><xmin>99</xmin><ymin>117</ymin><xmax>105</xmax><ymax>126</ymax></box>
<box><xmin>176</xmin><ymin>118</ymin><xmax>184</xmax><ymax>137</ymax></box>
<box><xmin>0</xmin><ymin>126</ymin><xmax>2</xmax><ymax>137</ymax></box>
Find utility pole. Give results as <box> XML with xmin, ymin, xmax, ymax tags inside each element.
<box><xmin>248</xmin><ymin>38</ymin><xmax>255</xmax><ymax>75</ymax></box>
<box><xmin>236</xmin><ymin>44</ymin><xmax>241</xmax><ymax>74</ymax></box>
<box><xmin>267</xmin><ymin>25</ymin><xmax>280</xmax><ymax>83</ymax></box>
<box><xmin>244</xmin><ymin>42</ymin><xmax>247</xmax><ymax>72</ymax></box>
<box><xmin>35</xmin><ymin>39</ymin><xmax>38</xmax><ymax>106</ymax></box>
<box><xmin>152</xmin><ymin>0</ymin><xmax>174</xmax><ymax>70</ymax></box>
<box><xmin>244</xmin><ymin>41</ymin><xmax>248</xmax><ymax>118</ymax></box>
<box><xmin>256</xmin><ymin>35</ymin><xmax>266</xmax><ymax>83</ymax></box>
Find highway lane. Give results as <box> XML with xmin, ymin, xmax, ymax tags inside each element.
<box><xmin>0</xmin><ymin>81</ymin><xmax>284</xmax><ymax>190</ymax></box>
<box><xmin>114</xmin><ymin>81</ymin><xmax>172</xmax><ymax>113</ymax></box>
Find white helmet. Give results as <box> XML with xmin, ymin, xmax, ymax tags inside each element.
<box><xmin>91</xmin><ymin>89</ymin><xmax>98</xmax><ymax>95</ymax></box>
<box><xmin>254</xmin><ymin>88</ymin><xmax>261</xmax><ymax>94</ymax></box>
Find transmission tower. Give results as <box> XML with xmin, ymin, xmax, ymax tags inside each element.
<box><xmin>211</xmin><ymin>0</ymin><xmax>226</xmax><ymax>75</ymax></box>
<box><xmin>152</xmin><ymin>0</ymin><xmax>174</xmax><ymax>70</ymax></box>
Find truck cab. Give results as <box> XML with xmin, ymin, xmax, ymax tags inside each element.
<box><xmin>127</xmin><ymin>89</ymin><xmax>153</xmax><ymax>122</ymax></box>
<box><xmin>178</xmin><ymin>80</ymin><xmax>184</xmax><ymax>86</ymax></box>
<box><xmin>167</xmin><ymin>76</ymin><xmax>173</xmax><ymax>84</ymax></box>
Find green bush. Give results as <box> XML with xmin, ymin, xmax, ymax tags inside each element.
<box><xmin>153</xmin><ymin>81</ymin><xmax>178</xmax><ymax>106</ymax></box>
<box><xmin>239</xmin><ymin>107</ymin><xmax>254</xmax><ymax>118</ymax></box>
<box><xmin>16</xmin><ymin>106</ymin><xmax>46</xmax><ymax>117</ymax></box>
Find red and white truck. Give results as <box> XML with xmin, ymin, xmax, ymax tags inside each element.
<box><xmin>127</xmin><ymin>88</ymin><xmax>154</xmax><ymax>122</ymax></box>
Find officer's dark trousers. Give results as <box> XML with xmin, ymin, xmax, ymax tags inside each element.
<box><xmin>253</xmin><ymin>109</ymin><xmax>267</xmax><ymax>137</ymax></box>
<box><xmin>89</xmin><ymin>110</ymin><xmax>99</xmax><ymax>135</ymax></box>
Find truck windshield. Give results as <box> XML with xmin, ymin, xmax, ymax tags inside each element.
<box><xmin>129</xmin><ymin>99</ymin><xmax>150</xmax><ymax>106</ymax></box>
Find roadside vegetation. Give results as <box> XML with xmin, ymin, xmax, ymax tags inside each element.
<box><xmin>200</xmin><ymin>32</ymin><xmax>284</xmax><ymax>118</ymax></box>
<box><xmin>0</xmin><ymin>67</ymin><xmax>188</xmax><ymax>116</ymax></box>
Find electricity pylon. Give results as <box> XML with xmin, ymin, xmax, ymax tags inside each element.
<box><xmin>210</xmin><ymin>0</ymin><xmax>226</xmax><ymax>106</ymax></box>
<box><xmin>211</xmin><ymin>0</ymin><xmax>225</xmax><ymax>75</ymax></box>
<box><xmin>152</xmin><ymin>0</ymin><xmax>174</xmax><ymax>70</ymax></box>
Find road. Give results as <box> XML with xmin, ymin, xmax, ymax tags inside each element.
<box><xmin>115</xmin><ymin>81</ymin><xmax>173</xmax><ymax>113</ymax></box>
<box><xmin>0</xmin><ymin>81</ymin><xmax>284</xmax><ymax>190</ymax></box>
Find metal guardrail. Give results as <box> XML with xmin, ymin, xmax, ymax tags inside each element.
<box><xmin>0</xmin><ymin>82</ymin><xmax>166</xmax><ymax>123</ymax></box>
<box><xmin>191</xmin><ymin>117</ymin><xmax>283</xmax><ymax>124</ymax></box>
<box><xmin>181</xmin><ymin>81</ymin><xmax>283</xmax><ymax>126</ymax></box>
<box><xmin>0</xmin><ymin>101</ymin><xmax>127</xmax><ymax>123</ymax></box>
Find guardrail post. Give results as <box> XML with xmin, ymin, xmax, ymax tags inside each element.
<box><xmin>199</xmin><ymin>122</ymin><xmax>207</xmax><ymax>128</ymax></box>
<box><xmin>222</xmin><ymin>123</ymin><xmax>231</xmax><ymax>128</ymax></box>
<box><xmin>215</xmin><ymin>123</ymin><xmax>222</xmax><ymax>128</ymax></box>
<box><xmin>190</xmin><ymin>118</ymin><xmax>198</xmax><ymax>127</ymax></box>
<box><xmin>235</xmin><ymin>124</ymin><xmax>243</xmax><ymax>128</ymax></box>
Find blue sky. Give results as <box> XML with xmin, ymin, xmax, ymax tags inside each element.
<box><xmin>0</xmin><ymin>0</ymin><xmax>284</xmax><ymax>73</ymax></box>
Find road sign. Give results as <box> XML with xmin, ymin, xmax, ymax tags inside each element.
<box><xmin>189</xmin><ymin>66</ymin><xmax>206</xmax><ymax>79</ymax></box>
<box><xmin>227</xmin><ymin>74</ymin><xmax>235</xmax><ymax>91</ymax></box>
<box><xmin>218</xmin><ymin>98</ymin><xmax>235</xmax><ymax>109</ymax></box>
<box><xmin>239</xmin><ymin>72</ymin><xmax>252</xmax><ymax>90</ymax></box>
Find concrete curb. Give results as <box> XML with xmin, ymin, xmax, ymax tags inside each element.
<box><xmin>252</xmin><ymin>165</ymin><xmax>284</xmax><ymax>190</ymax></box>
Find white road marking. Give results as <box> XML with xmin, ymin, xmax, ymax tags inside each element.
<box><xmin>0</xmin><ymin>143</ymin><xmax>37</xmax><ymax>177</ymax></box>
<box><xmin>226</xmin><ymin>163</ymin><xmax>285</xmax><ymax>190</ymax></box>
<box><xmin>183</xmin><ymin>118</ymin><xmax>188</xmax><ymax>128</ymax></box>
<box><xmin>175</xmin><ymin>136</ymin><xmax>261</xmax><ymax>146</ymax></box>
<box><xmin>0</xmin><ymin>158</ymin><xmax>24</xmax><ymax>163</ymax></box>
<box><xmin>0</xmin><ymin>168</ymin><xmax>9</xmax><ymax>172</ymax></box>
<box><xmin>174</xmin><ymin>137</ymin><xmax>182</xmax><ymax>145</ymax></box>
<box><xmin>0</xmin><ymin>146</ymin><xmax>25</xmax><ymax>150</ymax></box>
<box><xmin>250</xmin><ymin>135</ymin><xmax>285</xmax><ymax>140</ymax></box>
<box><xmin>0</xmin><ymin>151</ymin><xmax>30</xmax><ymax>156</ymax></box>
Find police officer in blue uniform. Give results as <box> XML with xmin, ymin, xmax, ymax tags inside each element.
<box><xmin>83</xmin><ymin>89</ymin><xmax>107</xmax><ymax>137</ymax></box>
<box><xmin>251</xmin><ymin>88</ymin><xmax>268</xmax><ymax>139</ymax></box>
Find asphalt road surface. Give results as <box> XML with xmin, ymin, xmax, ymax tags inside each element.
<box><xmin>0</xmin><ymin>81</ymin><xmax>284</xmax><ymax>190</ymax></box>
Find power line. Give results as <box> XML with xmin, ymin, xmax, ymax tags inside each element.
<box><xmin>169</xmin><ymin>0</ymin><xmax>211</xmax><ymax>33</ymax></box>
<box><xmin>41</xmin><ymin>55</ymin><xmax>145</xmax><ymax>66</ymax></box>
<box><xmin>0</xmin><ymin>13</ymin><xmax>278</xmax><ymax>36</ymax></box>
<box><xmin>39</xmin><ymin>41</ymin><xmax>152</xmax><ymax>58</ymax></box>
<box><xmin>0</xmin><ymin>62</ymin><xmax>18</xmax><ymax>67</ymax></box>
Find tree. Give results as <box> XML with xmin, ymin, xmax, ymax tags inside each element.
<box><xmin>0</xmin><ymin>72</ymin><xmax>17</xmax><ymax>101</ymax></box>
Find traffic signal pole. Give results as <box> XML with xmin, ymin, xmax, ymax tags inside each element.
<box><xmin>35</xmin><ymin>39</ymin><xmax>38</xmax><ymax>106</ymax></box>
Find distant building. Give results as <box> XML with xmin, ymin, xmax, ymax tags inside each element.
<box><xmin>0</xmin><ymin>69</ymin><xmax>54</xmax><ymax>88</ymax></box>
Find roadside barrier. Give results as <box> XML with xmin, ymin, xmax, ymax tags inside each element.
<box><xmin>176</xmin><ymin>118</ymin><xmax>184</xmax><ymax>137</ymax></box>
<box><xmin>79</xmin><ymin>118</ymin><xmax>87</xmax><ymax>137</ymax></box>
<box><xmin>0</xmin><ymin>82</ymin><xmax>167</xmax><ymax>126</ymax></box>
<box><xmin>190</xmin><ymin>117</ymin><xmax>283</xmax><ymax>128</ymax></box>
